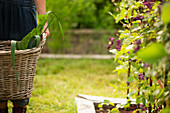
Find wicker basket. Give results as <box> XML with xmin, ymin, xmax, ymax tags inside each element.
<box><xmin>0</xmin><ymin>34</ymin><xmax>46</xmax><ymax>100</ymax></box>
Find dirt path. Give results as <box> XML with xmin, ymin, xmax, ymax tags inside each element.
<box><xmin>40</xmin><ymin>54</ymin><xmax>114</xmax><ymax>59</ymax></box>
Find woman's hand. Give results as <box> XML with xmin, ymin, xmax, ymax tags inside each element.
<box><xmin>43</xmin><ymin>22</ymin><xmax>50</xmax><ymax>37</ymax></box>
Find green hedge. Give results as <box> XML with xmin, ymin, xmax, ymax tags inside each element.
<box><xmin>46</xmin><ymin>0</ymin><xmax>119</xmax><ymax>54</ymax></box>
<box><xmin>46</xmin><ymin>0</ymin><xmax>118</xmax><ymax>30</ymax></box>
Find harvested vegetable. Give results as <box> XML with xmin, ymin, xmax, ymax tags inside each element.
<box><xmin>11</xmin><ymin>11</ymin><xmax>64</xmax><ymax>85</ymax></box>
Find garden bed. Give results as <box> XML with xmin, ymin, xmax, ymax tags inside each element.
<box><xmin>75</xmin><ymin>94</ymin><xmax>145</xmax><ymax>113</ymax></box>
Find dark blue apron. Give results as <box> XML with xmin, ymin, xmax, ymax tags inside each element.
<box><xmin>0</xmin><ymin>0</ymin><xmax>37</xmax><ymax>41</ymax></box>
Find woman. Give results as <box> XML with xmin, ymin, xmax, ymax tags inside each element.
<box><xmin>0</xmin><ymin>0</ymin><xmax>49</xmax><ymax>112</ymax></box>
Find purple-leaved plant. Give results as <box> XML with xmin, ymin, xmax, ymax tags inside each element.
<box><xmin>116</xmin><ymin>40</ymin><xmax>122</xmax><ymax>51</ymax></box>
<box><xmin>107</xmin><ymin>37</ymin><xmax>114</xmax><ymax>49</ymax></box>
<box><xmin>134</xmin><ymin>40</ymin><xmax>141</xmax><ymax>53</ymax></box>
<box><xmin>138</xmin><ymin>72</ymin><xmax>145</xmax><ymax>80</ymax></box>
<box><xmin>135</xmin><ymin>15</ymin><xmax>144</xmax><ymax>21</ymax></box>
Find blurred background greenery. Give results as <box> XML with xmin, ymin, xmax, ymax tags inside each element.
<box><xmin>44</xmin><ymin>0</ymin><xmax>120</xmax><ymax>54</ymax></box>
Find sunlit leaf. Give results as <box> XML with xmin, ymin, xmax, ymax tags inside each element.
<box><xmin>137</xmin><ymin>43</ymin><xmax>168</xmax><ymax>64</ymax></box>
<box><xmin>161</xmin><ymin>2</ymin><xmax>170</xmax><ymax>24</ymax></box>
<box><xmin>110</xmin><ymin>108</ymin><xmax>120</xmax><ymax>113</ymax></box>
<box><xmin>128</xmin><ymin>76</ymin><xmax>134</xmax><ymax>83</ymax></box>
<box><xmin>128</xmin><ymin>91</ymin><xmax>137</xmax><ymax>98</ymax></box>
<box><xmin>161</xmin><ymin>107</ymin><xmax>170</xmax><ymax>113</ymax></box>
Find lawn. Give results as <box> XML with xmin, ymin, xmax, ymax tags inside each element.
<box><xmin>9</xmin><ymin>58</ymin><xmax>127</xmax><ymax>113</ymax></box>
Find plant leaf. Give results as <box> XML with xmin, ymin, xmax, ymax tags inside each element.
<box><xmin>137</xmin><ymin>43</ymin><xmax>168</xmax><ymax>64</ymax></box>
<box><xmin>27</xmin><ymin>35</ymin><xmax>41</xmax><ymax>49</ymax></box>
<box><xmin>58</xmin><ymin>21</ymin><xmax>64</xmax><ymax>39</ymax></box>
<box><xmin>136</xmin><ymin>95</ymin><xmax>143</xmax><ymax>104</ymax></box>
<box><xmin>27</xmin><ymin>36</ymin><xmax>36</xmax><ymax>49</ymax></box>
<box><xmin>128</xmin><ymin>91</ymin><xmax>137</xmax><ymax>98</ymax></box>
<box><xmin>128</xmin><ymin>76</ymin><xmax>134</xmax><ymax>83</ymax></box>
<box><xmin>35</xmin><ymin>35</ymin><xmax>41</xmax><ymax>47</ymax></box>
<box><xmin>161</xmin><ymin>107</ymin><xmax>170</xmax><ymax>113</ymax></box>
<box><xmin>161</xmin><ymin>2</ymin><xmax>170</xmax><ymax>24</ymax></box>
<box><xmin>11</xmin><ymin>40</ymin><xmax>19</xmax><ymax>85</ymax></box>
<box><xmin>42</xmin><ymin>11</ymin><xmax>64</xmax><ymax>39</ymax></box>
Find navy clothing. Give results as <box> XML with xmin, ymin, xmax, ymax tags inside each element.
<box><xmin>0</xmin><ymin>0</ymin><xmax>37</xmax><ymax>41</ymax></box>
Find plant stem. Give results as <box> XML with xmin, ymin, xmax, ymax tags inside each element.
<box><xmin>137</xmin><ymin>81</ymin><xmax>140</xmax><ymax>113</ymax></box>
<box><xmin>149</xmin><ymin>77</ymin><xmax>152</xmax><ymax>113</ymax></box>
<box><xmin>164</xmin><ymin>72</ymin><xmax>167</xmax><ymax>108</ymax></box>
<box><xmin>164</xmin><ymin>56</ymin><xmax>170</xmax><ymax>107</ymax></box>
<box><xmin>127</xmin><ymin>61</ymin><xmax>131</xmax><ymax>99</ymax></box>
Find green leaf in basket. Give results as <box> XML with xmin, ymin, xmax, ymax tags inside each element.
<box><xmin>17</xmin><ymin>14</ymin><xmax>48</xmax><ymax>50</ymax></box>
<box><xmin>27</xmin><ymin>35</ymin><xmax>41</xmax><ymax>49</ymax></box>
<box><xmin>27</xmin><ymin>36</ymin><xmax>36</xmax><ymax>49</ymax></box>
<box><xmin>35</xmin><ymin>35</ymin><xmax>41</xmax><ymax>47</ymax></box>
<box><xmin>11</xmin><ymin>40</ymin><xmax>19</xmax><ymax>85</ymax></box>
<box><xmin>17</xmin><ymin>11</ymin><xmax>64</xmax><ymax>50</ymax></box>
<box><xmin>42</xmin><ymin>11</ymin><xmax>64</xmax><ymax>39</ymax></box>
<box><xmin>10</xmin><ymin>11</ymin><xmax>64</xmax><ymax>84</ymax></box>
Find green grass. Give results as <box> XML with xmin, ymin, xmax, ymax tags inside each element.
<box><xmin>9</xmin><ymin>58</ymin><xmax>128</xmax><ymax>113</ymax></box>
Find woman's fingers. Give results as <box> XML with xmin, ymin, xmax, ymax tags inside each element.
<box><xmin>43</xmin><ymin>22</ymin><xmax>50</xmax><ymax>38</ymax></box>
<box><xmin>44</xmin><ymin>28</ymin><xmax>50</xmax><ymax>38</ymax></box>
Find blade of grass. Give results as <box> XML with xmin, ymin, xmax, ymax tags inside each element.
<box><xmin>58</xmin><ymin>21</ymin><xmax>64</xmax><ymax>39</ymax></box>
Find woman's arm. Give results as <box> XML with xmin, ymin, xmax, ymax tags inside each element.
<box><xmin>34</xmin><ymin>0</ymin><xmax>50</xmax><ymax>37</ymax></box>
